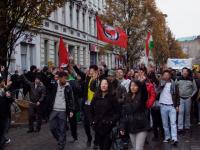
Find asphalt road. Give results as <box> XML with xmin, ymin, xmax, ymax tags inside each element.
<box><xmin>4</xmin><ymin>123</ymin><xmax>200</xmax><ymax>150</ymax></box>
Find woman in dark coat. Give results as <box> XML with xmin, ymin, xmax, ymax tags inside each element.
<box><xmin>90</xmin><ymin>79</ymin><xmax>120</xmax><ymax>150</ymax></box>
<box><xmin>120</xmin><ymin>80</ymin><xmax>149</xmax><ymax>150</ymax></box>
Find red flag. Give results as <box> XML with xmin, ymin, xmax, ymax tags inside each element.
<box><xmin>58</xmin><ymin>37</ymin><xmax>69</xmax><ymax>67</ymax></box>
<box><xmin>96</xmin><ymin>16</ymin><xmax>128</xmax><ymax>48</ymax></box>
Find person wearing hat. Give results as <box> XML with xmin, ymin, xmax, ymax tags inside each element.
<box><xmin>0</xmin><ymin>77</ymin><xmax>14</xmax><ymax>149</ymax></box>
<box><xmin>20</xmin><ymin>74</ymin><xmax>46</xmax><ymax>133</ymax></box>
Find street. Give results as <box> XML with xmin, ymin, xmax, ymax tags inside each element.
<box><xmin>4</xmin><ymin>123</ymin><xmax>200</xmax><ymax>150</ymax></box>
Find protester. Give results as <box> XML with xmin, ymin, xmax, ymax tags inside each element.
<box><xmin>148</xmin><ymin>72</ymin><xmax>164</xmax><ymax>140</ymax></box>
<box><xmin>90</xmin><ymin>79</ymin><xmax>120</xmax><ymax>150</ymax></box>
<box><xmin>158</xmin><ymin>70</ymin><xmax>179</xmax><ymax>145</ymax></box>
<box><xmin>23</xmin><ymin>65</ymin><xmax>37</xmax><ymax>97</ymax></box>
<box><xmin>72</xmin><ymin>62</ymin><xmax>100</xmax><ymax>148</ymax></box>
<box><xmin>0</xmin><ymin>77</ymin><xmax>14</xmax><ymax>150</ymax></box>
<box><xmin>116</xmin><ymin>68</ymin><xmax>131</xmax><ymax>92</ymax></box>
<box><xmin>120</xmin><ymin>80</ymin><xmax>149</xmax><ymax>150</ymax></box>
<box><xmin>9</xmin><ymin>70</ymin><xmax>20</xmax><ymax>99</ymax></box>
<box><xmin>48</xmin><ymin>71</ymin><xmax>74</xmax><ymax>150</ymax></box>
<box><xmin>107</xmin><ymin>70</ymin><xmax>127</xmax><ymax>106</ymax></box>
<box><xmin>176</xmin><ymin>67</ymin><xmax>197</xmax><ymax>133</ymax></box>
<box><xmin>20</xmin><ymin>74</ymin><xmax>46</xmax><ymax>133</ymax></box>
<box><xmin>68</xmin><ymin>77</ymin><xmax>82</xmax><ymax>142</ymax></box>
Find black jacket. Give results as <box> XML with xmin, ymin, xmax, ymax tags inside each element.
<box><xmin>110</xmin><ymin>79</ymin><xmax>127</xmax><ymax>105</ymax></box>
<box><xmin>120</xmin><ymin>82</ymin><xmax>149</xmax><ymax>134</ymax></box>
<box><xmin>49</xmin><ymin>82</ymin><xmax>74</xmax><ymax>114</ymax></box>
<box><xmin>0</xmin><ymin>92</ymin><xmax>14</xmax><ymax>119</ymax></box>
<box><xmin>21</xmin><ymin>76</ymin><xmax>46</xmax><ymax>103</ymax></box>
<box><xmin>73</xmin><ymin>66</ymin><xmax>99</xmax><ymax>102</ymax></box>
<box><xmin>10</xmin><ymin>73</ymin><xmax>20</xmax><ymax>91</ymax></box>
<box><xmin>90</xmin><ymin>93</ymin><xmax>120</xmax><ymax>135</ymax></box>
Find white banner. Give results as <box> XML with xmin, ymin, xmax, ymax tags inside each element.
<box><xmin>167</xmin><ymin>58</ymin><xmax>193</xmax><ymax>69</ymax></box>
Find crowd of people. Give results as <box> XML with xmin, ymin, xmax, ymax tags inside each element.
<box><xmin>0</xmin><ymin>62</ymin><xmax>200</xmax><ymax>150</ymax></box>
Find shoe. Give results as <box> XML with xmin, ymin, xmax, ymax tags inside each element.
<box><xmin>86</xmin><ymin>140</ymin><xmax>92</xmax><ymax>147</ymax></box>
<box><xmin>27</xmin><ymin>129</ymin><xmax>34</xmax><ymax>133</ymax></box>
<box><xmin>93</xmin><ymin>144</ymin><xmax>99</xmax><ymax>149</ymax></box>
<box><xmin>163</xmin><ymin>138</ymin><xmax>171</xmax><ymax>143</ymax></box>
<box><xmin>5</xmin><ymin>138</ymin><xmax>11</xmax><ymax>144</ymax></box>
<box><xmin>171</xmin><ymin>140</ymin><xmax>178</xmax><ymax>146</ymax></box>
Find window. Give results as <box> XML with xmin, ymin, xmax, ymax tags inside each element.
<box><xmin>21</xmin><ymin>43</ymin><xmax>28</xmax><ymax>70</ymax></box>
<box><xmin>70</xmin><ymin>6</ymin><xmax>73</xmax><ymax>27</ymax></box>
<box><xmin>77</xmin><ymin>47</ymin><xmax>80</xmax><ymax>64</ymax></box>
<box><xmin>94</xmin><ymin>19</ymin><xmax>96</xmax><ymax>36</ymax></box>
<box><xmin>76</xmin><ymin>9</ymin><xmax>79</xmax><ymax>29</ymax></box>
<box><xmin>90</xmin><ymin>52</ymin><xmax>97</xmax><ymax>65</ymax></box>
<box><xmin>54</xmin><ymin>42</ymin><xmax>58</xmax><ymax>66</ymax></box>
<box><xmin>29</xmin><ymin>45</ymin><xmax>35</xmax><ymax>66</ymax></box>
<box><xmin>44</xmin><ymin>22</ymin><xmax>49</xmax><ymax>27</ymax></box>
<box><xmin>55</xmin><ymin>25</ymin><xmax>59</xmax><ymax>30</ymax></box>
<box><xmin>82</xmin><ymin>13</ymin><xmax>85</xmax><ymax>31</ymax></box>
<box><xmin>89</xmin><ymin>16</ymin><xmax>92</xmax><ymax>34</ymax></box>
<box><xmin>83</xmin><ymin>47</ymin><xmax>86</xmax><ymax>66</ymax></box>
<box><xmin>62</xmin><ymin>6</ymin><xmax>66</xmax><ymax>25</ymax></box>
<box><xmin>54</xmin><ymin>10</ymin><xmax>58</xmax><ymax>22</ymax></box>
<box><xmin>44</xmin><ymin>40</ymin><xmax>49</xmax><ymax>65</ymax></box>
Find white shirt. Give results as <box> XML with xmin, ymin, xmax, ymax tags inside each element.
<box><xmin>120</xmin><ymin>79</ymin><xmax>131</xmax><ymax>92</ymax></box>
<box><xmin>159</xmin><ymin>82</ymin><xmax>173</xmax><ymax>105</ymax></box>
<box><xmin>53</xmin><ymin>81</ymin><xmax>67</xmax><ymax>111</ymax></box>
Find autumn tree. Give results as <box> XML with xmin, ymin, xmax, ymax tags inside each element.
<box><xmin>0</xmin><ymin>0</ymin><xmax>66</xmax><ymax>67</ymax></box>
<box><xmin>167</xmin><ymin>29</ymin><xmax>187</xmax><ymax>58</ymax></box>
<box><xmin>102</xmin><ymin>0</ymin><xmax>154</xmax><ymax>68</ymax></box>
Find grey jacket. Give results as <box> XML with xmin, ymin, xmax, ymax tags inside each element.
<box><xmin>158</xmin><ymin>79</ymin><xmax>180</xmax><ymax>107</ymax></box>
<box><xmin>175</xmin><ymin>76</ymin><xmax>197</xmax><ymax>99</ymax></box>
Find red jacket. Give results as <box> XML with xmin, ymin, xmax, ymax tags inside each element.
<box><xmin>146</xmin><ymin>82</ymin><xmax>156</xmax><ymax>109</ymax></box>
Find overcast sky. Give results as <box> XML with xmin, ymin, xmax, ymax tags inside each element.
<box><xmin>156</xmin><ymin>0</ymin><xmax>200</xmax><ymax>38</ymax></box>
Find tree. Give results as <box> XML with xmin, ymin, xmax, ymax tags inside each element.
<box><xmin>0</xmin><ymin>0</ymin><xmax>66</xmax><ymax>67</ymax></box>
<box><xmin>167</xmin><ymin>29</ymin><xmax>187</xmax><ymax>58</ymax></box>
<box><xmin>103</xmin><ymin>0</ymin><xmax>153</xmax><ymax>68</ymax></box>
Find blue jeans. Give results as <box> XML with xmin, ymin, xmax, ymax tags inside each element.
<box><xmin>160</xmin><ymin>104</ymin><xmax>177</xmax><ymax>141</ymax></box>
<box><xmin>178</xmin><ymin>98</ymin><xmax>191</xmax><ymax>130</ymax></box>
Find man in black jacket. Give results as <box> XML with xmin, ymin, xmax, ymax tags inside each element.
<box><xmin>49</xmin><ymin>72</ymin><xmax>74</xmax><ymax>150</ymax></box>
<box><xmin>0</xmin><ymin>77</ymin><xmax>14</xmax><ymax>150</ymax></box>
<box><xmin>21</xmin><ymin>74</ymin><xmax>46</xmax><ymax>133</ymax></box>
<box><xmin>72</xmin><ymin>64</ymin><xmax>100</xmax><ymax>148</ymax></box>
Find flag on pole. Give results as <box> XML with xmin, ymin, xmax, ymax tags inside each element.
<box><xmin>146</xmin><ymin>32</ymin><xmax>154</xmax><ymax>58</ymax></box>
<box><xmin>58</xmin><ymin>37</ymin><xmax>69</xmax><ymax>67</ymax></box>
<box><xmin>96</xmin><ymin>16</ymin><xmax>128</xmax><ymax>48</ymax></box>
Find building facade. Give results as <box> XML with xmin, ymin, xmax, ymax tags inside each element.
<box><xmin>11</xmin><ymin>0</ymin><xmax>124</xmax><ymax>72</ymax></box>
<box><xmin>178</xmin><ymin>36</ymin><xmax>200</xmax><ymax>65</ymax></box>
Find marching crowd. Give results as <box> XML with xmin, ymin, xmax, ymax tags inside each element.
<box><xmin>0</xmin><ymin>61</ymin><xmax>200</xmax><ymax>150</ymax></box>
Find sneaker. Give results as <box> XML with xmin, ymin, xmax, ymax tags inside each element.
<box><xmin>163</xmin><ymin>138</ymin><xmax>171</xmax><ymax>143</ymax></box>
<box><xmin>171</xmin><ymin>140</ymin><xmax>178</xmax><ymax>146</ymax></box>
<box><xmin>5</xmin><ymin>138</ymin><xmax>11</xmax><ymax>144</ymax></box>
